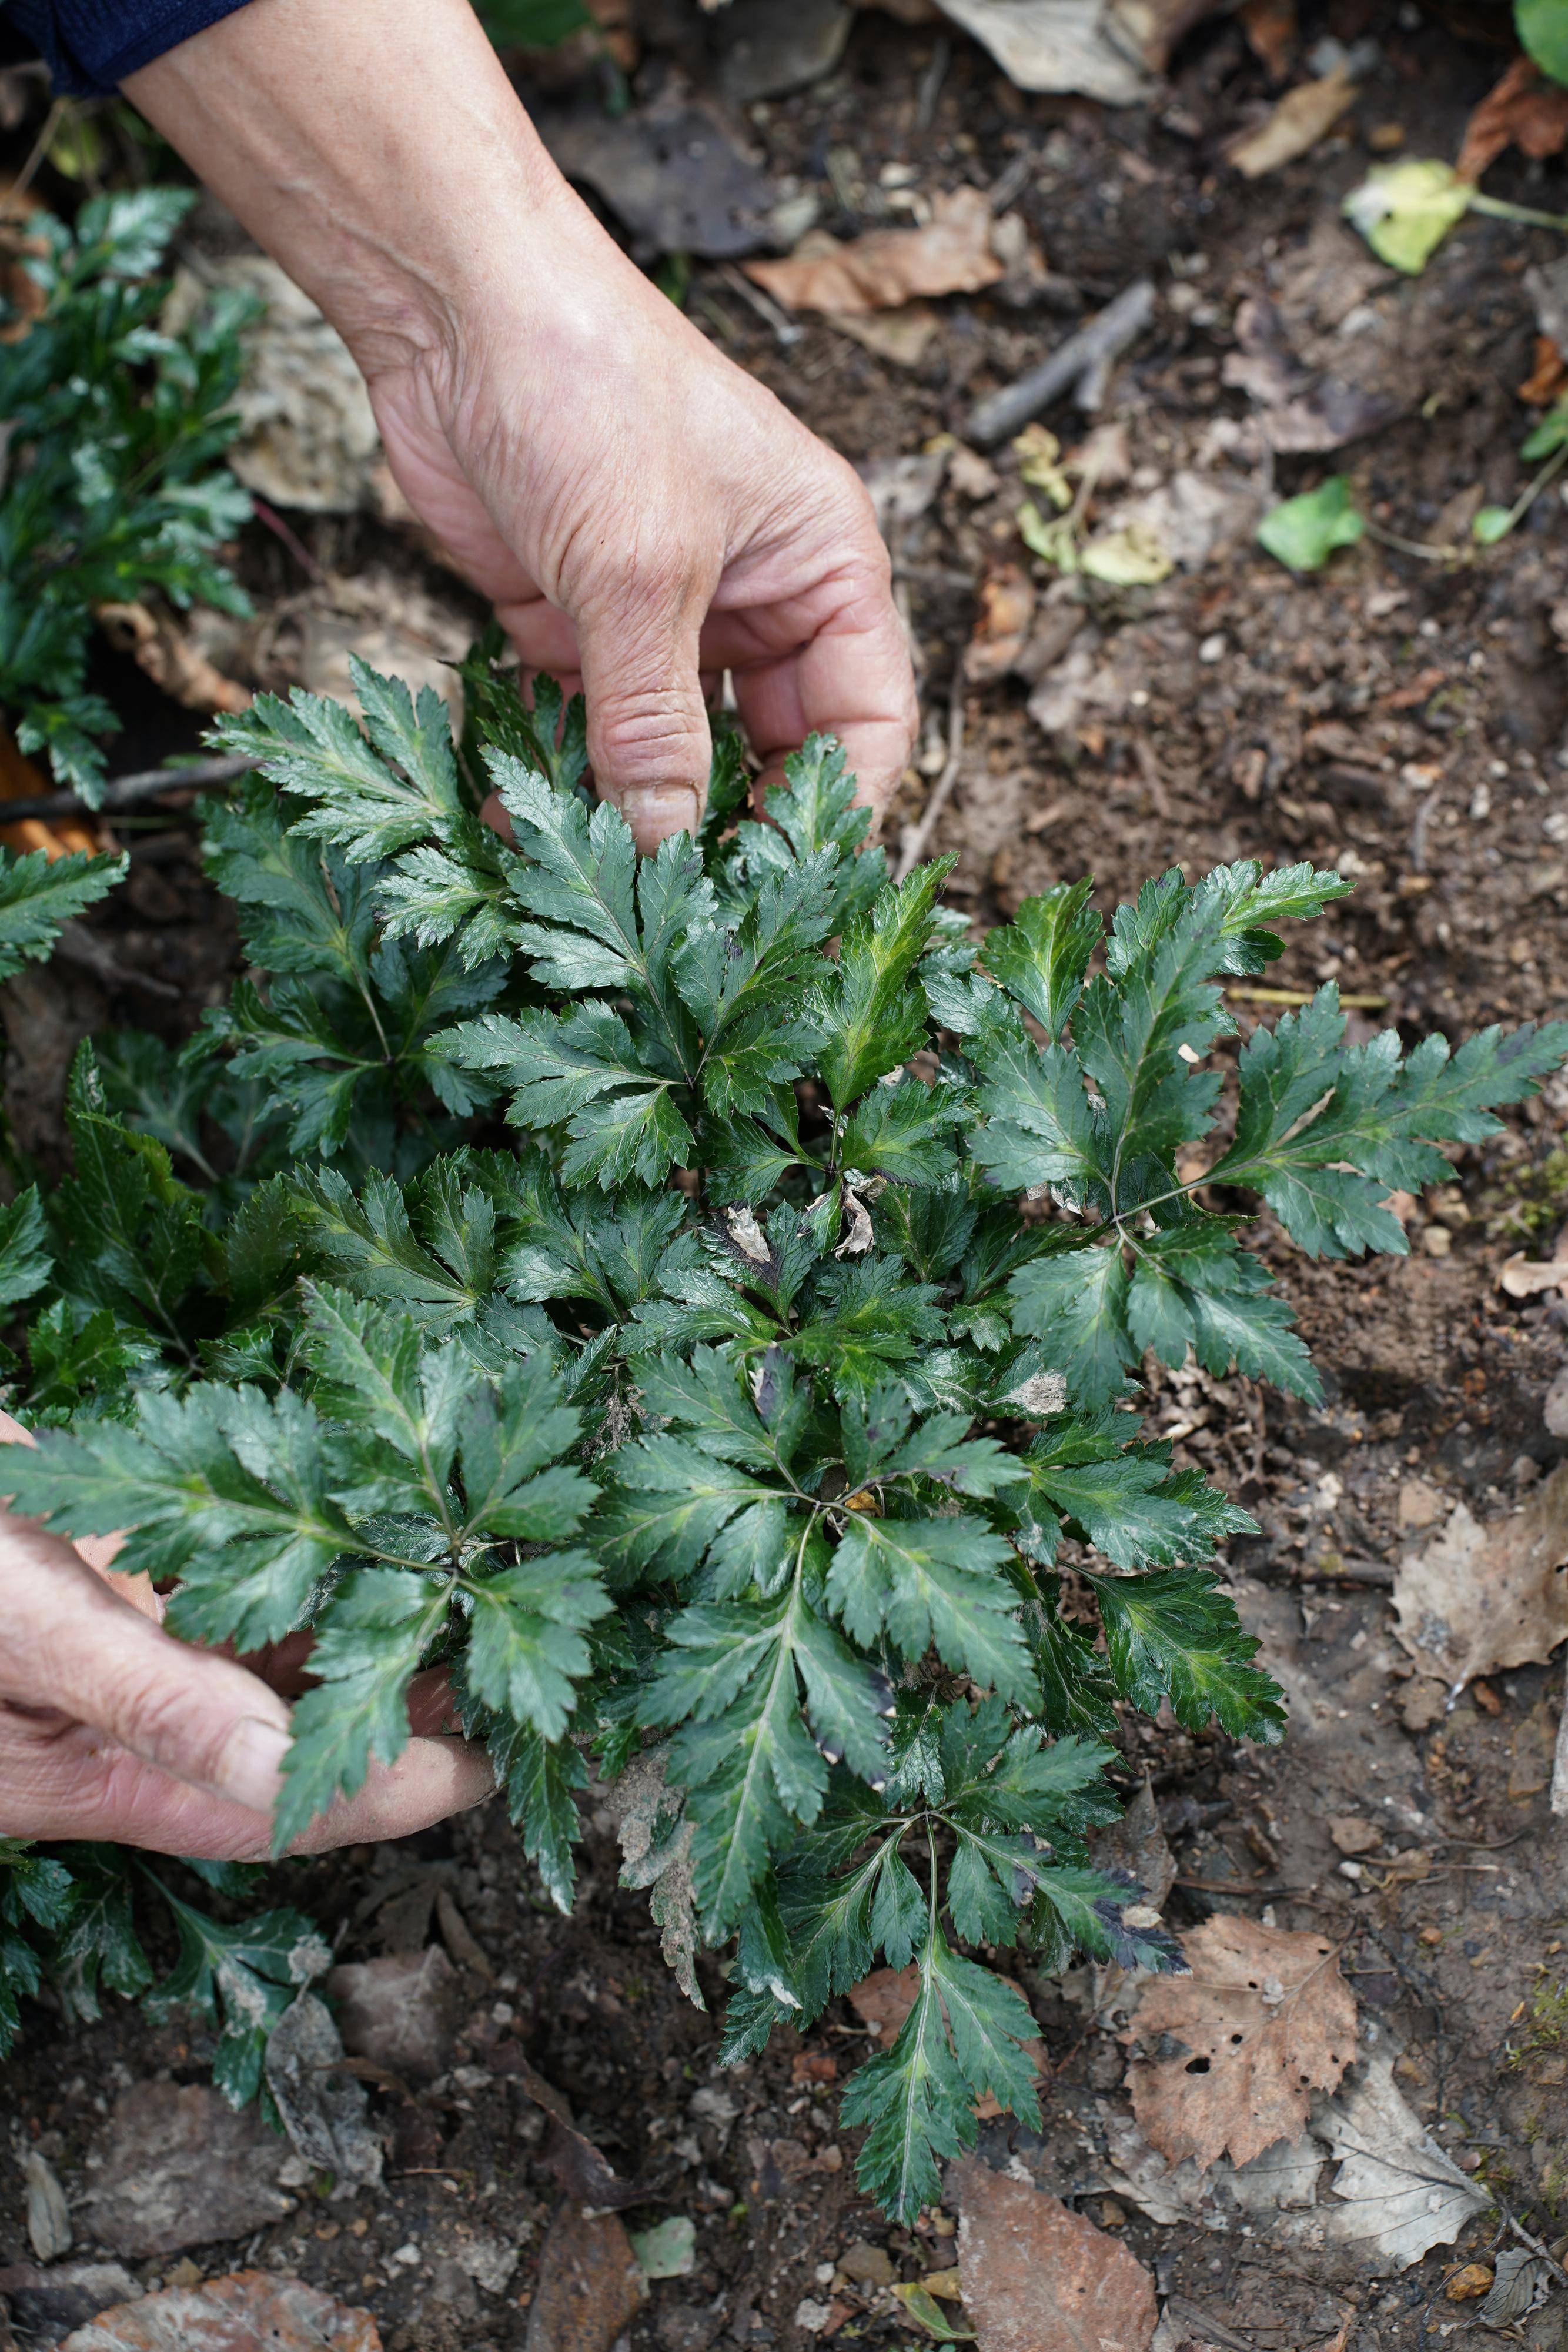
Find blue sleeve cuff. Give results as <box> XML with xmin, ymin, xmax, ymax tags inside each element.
<box><xmin>5</xmin><ymin>0</ymin><xmax>255</xmax><ymax>95</ymax></box>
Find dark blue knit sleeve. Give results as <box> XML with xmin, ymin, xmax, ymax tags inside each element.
<box><xmin>5</xmin><ymin>0</ymin><xmax>254</xmax><ymax>95</ymax></box>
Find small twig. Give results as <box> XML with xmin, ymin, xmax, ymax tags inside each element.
<box><xmin>0</xmin><ymin>753</ymin><xmax>257</xmax><ymax>828</ymax></box>
<box><xmin>1486</xmin><ymin>433</ymin><xmax>1568</xmax><ymax>547</ymax></box>
<box><xmin>1410</xmin><ymin>785</ymin><xmax>1441</xmax><ymax>873</ymax></box>
<box><xmin>967</xmin><ymin>278</ymin><xmax>1155</xmax><ymax>445</ymax></box>
<box><xmin>5</xmin><ymin>95</ymin><xmax>65</xmax><ymax>205</ymax></box>
<box><xmin>1551</xmin><ymin>1647</ymin><xmax>1568</xmax><ymax>1820</ymax></box>
<box><xmin>894</xmin><ymin>673</ymin><xmax>964</xmax><ymax>883</ymax></box>
<box><xmin>250</xmin><ymin>495</ymin><xmax>325</xmax><ymax>582</ymax></box>
<box><xmin>988</xmin><ymin>148</ymin><xmax>1035</xmax><ymax>214</ymax></box>
<box><xmin>1498</xmin><ymin>2200</ymin><xmax>1568</xmax><ymax>2293</ymax></box>
<box><xmin>714</xmin><ymin>263</ymin><xmax>801</xmax><ymax>349</ymax></box>
<box><xmin>1362</xmin><ymin>518</ymin><xmax>1462</xmax><ymax>564</ymax></box>
<box><xmin>1174</xmin><ymin>1876</ymin><xmax>1322</xmax><ymax>1896</ymax></box>
<box><xmin>915</xmin><ymin>35</ymin><xmax>951</xmax><ymax>131</ymax></box>
<box><xmin>1227</xmin><ymin>985</ymin><xmax>1390</xmax><ymax>1011</ymax></box>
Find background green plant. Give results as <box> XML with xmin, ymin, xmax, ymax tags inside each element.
<box><xmin>0</xmin><ymin>658</ymin><xmax>1563</xmax><ymax>2216</ymax></box>
<box><xmin>0</xmin><ymin>188</ymin><xmax>253</xmax><ymax>797</ymax></box>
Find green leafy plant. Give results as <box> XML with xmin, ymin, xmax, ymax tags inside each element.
<box><xmin>0</xmin><ymin>188</ymin><xmax>253</xmax><ymax>797</ymax></box>
<box><xmin>2</xmin><ymin>657</ymin><xmax>1564</xmax><ymax>2217</ymax></box>
<box><xmin>0</xmin><ymin>1840</ymin><xmax>328</xmax><ymax>2109</ymax></box>
<box><xmin>1519</xmin><ymin>0</ymin><xmax>1568</xmax><ymax>89</ymax></box>
<box><xmin>1343</xmin><ymin>155</ymin><xmax>1568</xmax><ymax>279</ymax></box>
<box><xmin>1258</xmin><ymin>475</ymin><xmax>1366</xmax><ymax>573</ymax></box>
<box><xmin>477</xmin><ymin>0</ymin><xmax>596</xmax><ymax>49</ymax></box>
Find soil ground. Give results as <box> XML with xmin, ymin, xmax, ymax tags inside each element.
<box><xmin>3</xmin><ymin>4</ymin><xmax>1568</xmax><ymax>2348</ymax></box>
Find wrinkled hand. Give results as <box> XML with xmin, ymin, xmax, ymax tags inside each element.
<box><xmin>366</xmin><ymin>242</ymin><xmax>917</xmax><ymax>853</ymax></box>
<box><xmin>0</xmin><ymin>1415</ymin><xmax>492</xmax><ymax>1857</ymax></box>
<box><xmin>123</xmin><ymin>0</ymin><xmax>918</xmax><ymax>859</ymax></box>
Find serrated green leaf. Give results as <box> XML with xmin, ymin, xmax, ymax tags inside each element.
<box><xmin>1086</xmin><ymin>1566</ymin><xmax>1286</xmax><ymax>1742</ymax></box>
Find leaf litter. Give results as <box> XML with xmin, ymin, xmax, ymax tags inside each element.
<box><xmin>58</xmin><ymin>2272</ymin><xmax>382</xmax><ymax>2352</ymax></box>
<box><xmin>951</xmin><ymin>2157</ymin><xmax>1158</xmax><ymax>2352</ymax></box>
<box><xmin>1122</xmin><ymin>1915</ymin><xmax>1356</xmax><ymax>2170</ymax></box>
<box><xmin>1392</xmin><ymin>1462</ymin><xmax>1568</xmax><ymax>1694</ymax></box>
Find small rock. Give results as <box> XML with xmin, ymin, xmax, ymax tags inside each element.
<box><xmin>0</xmin><ymin>2262</ymin><xmax>142</xmax><ymax>2343</ymax></box>
<box><xmin>656</xmin><ymin>2305</ymin><xmax>722</xmax><ymax>2352</ymax></box>
<box><xmin>1328</xmin><ymin>1816</ymin><xmax>1380</xmax><ymax>1856</ymax></box>
<box><xmin>454</xmin><ymin>2236</ymin><xmax>517</xmax><ymax>2297</ymax></box>
<box><xmin>837</xmin><ymin>2240</ymin><xmax>897</xmax><ymax>2288</ymax></box>
<box><xmin>327</xmin><ymin>1946</ymin><xmax>458</xmax><ymax>2086</ymax></box>
<box><xmin>1422</xmin><ymin>1224</ymin><xmax>1452</xmax><ymax>1257</ymax></box>
<box><xmin>81</xmin><ymin>2086</ymin><xmax>293</xmax><ymax>2259</ymax></box>
<box><xmin>713</xmin><ymin>0</ymin><xmax>851</xmax><ymax>102</ymax></box>
<box><xmin>1447</xmin><ymin>2262</ymin><xmax>1495</xmax><ymax>2301</ymax></box>
<box><xmin>265</xmin><ymin>1994</ymin><xmax>383</xmax><ymax>2194</ymax></box>
<box><xmin>1400</xmin><ymin>1679</ymin><xmax>1449</xmax><ymax>1732</ymax></box>
<box><xmin>1546</xmin><ymin>1365</ymin><xmax>1568</xmax><ymax>1439</ymax></box>
<box><xmin>1398</xmin><ymin>1478</ymin><xmax>1446</xmax><ymax>1531</ymax></box>
<box><xmin>793</xmin><ymin>2301</ymin><xmax>835</xmax><ymax>2336</ymax></box>
<box><xmin>426</xmin><ymin>2255</ymin><xmax>479</xmax><ymax>2320</ymax></box>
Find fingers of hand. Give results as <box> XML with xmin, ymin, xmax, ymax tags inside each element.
<box><xmin>575</xmin><ymin>574</ymin><xmax>714</xmax><ymax>854</ymax></box>
<box><xmin>0</xmin><ymin>1716</ymin><xmax>494</xmax><ymax>1859</ymax></box>
<box><xmin>736</xmin><ymin>572</ymin><xmax>919</xmax><ymax>824</ymax></box>
<box><xmin>0</xmin><ymin>1516</ymin><xmax>294</xmax><ymax>1815</ymax></box>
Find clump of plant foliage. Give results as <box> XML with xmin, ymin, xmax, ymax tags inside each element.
<box><xmin>0</xmin><ymin>188</ymin><xmax>253</xmax><ymax>796</ymax></box>
<box><xmin>1</xmin><ymin>656</ymin><xmax>1564</xmax><ymax>2217</ymax></box>
<box><xmin>1</xmin><ymin>1840</ymin><xmax>329</xmax><ymax>2111</ymax></box>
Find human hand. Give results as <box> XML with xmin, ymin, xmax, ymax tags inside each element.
<box><xmin>0</xmin><ymin>1414</ymin><xmax>492</xmax><ymax>1857</ymax></box>
<box><xmin>125</xmin><ymin>0</ymin><xmax>918</xmax><ymax>856</ymax></box>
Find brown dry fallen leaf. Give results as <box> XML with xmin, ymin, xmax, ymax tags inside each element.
<box><xmin>1124</xmin><ymin>1914</ymin><xmax>1355</xmax><ymax>2171</ymax></box>
<box><xmin>1520</xmin><ymin>333</ymin><xmax>1568</xmax><ymax>406</ymax></box>
<box><xmin>524</xmin><ymin>2206</ymin><xmax>644</xmax><ymax>2352</ymax></box>
<box><xmin>59</xmin><ymin>2271</ymin><xmax>380</xmax><ymax>2351</ymax></box>
<box><xmin>965</xmin><ymin>566</ymin><xmax>1038</xmax><ymax>683</ymax></box>
<box><xmin>1392</xmin><ymin>1464</ymin><xmax>1568</xmax><ymax>1690</ymax></box>
<box><xmin>744</xmin><ymin>188</ymin><xmax>1002</xmax><ymax>315</ymax></box>
<box><xmin>952</xmin><ymin>2157</ymin><xmax>1157</xmax><ymax>2352</ymax></box>
<box><xmin>1238</xmin><ymin>0</ymin><xmax>1296</xmax><ymax>79</ymax></box>
<box><xmin>1499</xmin><ymin>1235</ymin><xmax>1568</xmax><ymax>1298</ymax></box>
<box><xmin>827</xmin><ymin>305</ymin><xmax>941</xmax><ymax>367</ymax></box>
<box><xmin>1457</xmin><ymin>56</ymin><xmax>1568</xmax><ymax>185</ymax></box>
<box><xmin>1226</xmin><ymin>62</ymin><xmax>1357</xmax><ymax>179</ymax></box>
<box><xmin>848</xmin><ymin>1964</ymin><xmax>922</xmax><ymax>2047</ymax></box>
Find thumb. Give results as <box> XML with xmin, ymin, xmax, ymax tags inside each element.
<box><xmin>6</xmin><ymin>1516</ymin><xmax>294</xmax><ymax>1815</ymax></box>
<box><xmin>574</xmin><ymin>580</ymin><xmax>713</xmax><ymax>856</ymax></box>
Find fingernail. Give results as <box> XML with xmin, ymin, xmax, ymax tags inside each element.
<box><xmin>215</xmin><ymin>1716</ymin><xmax>292</xmax><ymax>1813</ymax></box>
<box><xmin>632</xmin><ymin>786</ymin><xmax>700</xmax><ymax>841</ymax></box>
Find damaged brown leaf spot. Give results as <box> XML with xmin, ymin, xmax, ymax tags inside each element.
<box><xmin>951</xmin><ymin>2157</ymin><xmax>1157</xmax><ymax>2352</ymax></box>
<box><xmin>1122</xmin><ymin>1915</ymin><xmax>1356</xmax><ymax>2170</ymax></box>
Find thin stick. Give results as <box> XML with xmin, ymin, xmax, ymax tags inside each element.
<box><xmin>894</xmin><ymin>674</ymin><xmax>964</xmax><ymax>882</ymax></box>
<box><xmin>4</xmin><ymin>96</ymin><xmax>65</xmax><ymax>206</ymax></box>
<box><xmin>967</xmin><ymin>278</ymin><xmax>1155</xmax><ymax>446</ymax></box>
<box><xmin>0</xmin><ymin>753</ymin><xmax>258</xmax><ymax>828</ymax></box>
<box><xmin>714</xmin><ymin>264</ymin><xmax>801</xmax><ymax>349</ymax></box>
